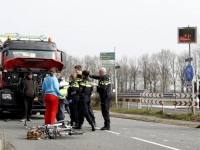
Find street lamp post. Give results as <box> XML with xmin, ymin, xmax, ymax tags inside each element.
<box><xmin>173</xmin><ymin>78</ymin><xmax>176</xmax><ymax>93</ymax></box>
<box><xmin>115</xmin><ymin>65</ymin><xmax>120</xmax><ymax>108</ymax></box>
<box><xmin>150</xmin><ymin>79</ymin><xmax>153</xmax><ymax>93</ymax></box>
<box><xmin>144</xmin><ymin>60</ymin><xmax>148</xmax><ymax>90</ymax></box>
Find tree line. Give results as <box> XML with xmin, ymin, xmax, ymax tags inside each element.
<box><xmin>61</xmin><ymin>47</ymin><xmax>200</xmax><ymax>94</ymax></box>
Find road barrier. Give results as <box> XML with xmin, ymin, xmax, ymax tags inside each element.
<box><xmin>118</xmin><ymin>92</ymin><xmax>199</xmax><ymax>114</ymax></box>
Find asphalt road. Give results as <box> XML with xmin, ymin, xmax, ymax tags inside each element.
<box><xmin>0</xmin><ymin>111</ymin><xmax>200</xmax><ymax>150</ymax></box>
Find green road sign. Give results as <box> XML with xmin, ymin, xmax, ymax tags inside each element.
<box><xmin>102</xmin><ymin>64</ymin><xmax>115</xmax><ymax>67</ymax></box>
<box><xmin>100</xmin><ymin>52</ymin><xmax>115</xmax><ymax>60</ymax></box>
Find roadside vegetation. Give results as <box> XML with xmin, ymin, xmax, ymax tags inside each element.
<box><xmin>91</xmin><ymin>95</ymin><xmax>200</xmax><ymax>122</ymax></box>
<box><xmin>109</xmin><ymin>108</ymin><xmax>200</xmax><ymax>122</ymax></box>
<box><xmin>92</xmin><ymin>106</ymin><xmax>200</xmax><ymax>122</ymax></box>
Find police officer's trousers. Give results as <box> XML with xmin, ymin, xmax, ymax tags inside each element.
<box><xmin>79</xmin><ymin>96</ymin><xmax>94</xmax><ymax>125</ymax></box>
<box><xmin>70</xmin><ymin>96</ymin><xmax>79</xmax><ymax>124</ymax></box>
<box><xmin>100</xmin><ymin>95</ymin><xmax>111</xmax><ymax>127</ymax></box>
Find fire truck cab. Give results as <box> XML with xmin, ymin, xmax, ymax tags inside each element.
<box><xmin>0</xmin><ymin>34</ymin><xmax>67</xmax><ymax>115</ymax></box>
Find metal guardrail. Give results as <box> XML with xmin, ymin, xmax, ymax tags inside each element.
<box><xmin>118</xmin><ymin>92</ymin><xmax>199</xmax><ymax>114</ymax></box>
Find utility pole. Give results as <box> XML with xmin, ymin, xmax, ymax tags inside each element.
<box><xmin>189</xmin><ymin>43</ymin><xmax>195</xmax><ymax>114</ymax></box>
<box><xmin>114</xmin><ymin>47</ymin><xmax>118</xmax><ymax>108</ymax></box>
<box><xmin>144</xmin><ymin>60</ymin><xmax>147</xmax><ymax>89</ymax></box>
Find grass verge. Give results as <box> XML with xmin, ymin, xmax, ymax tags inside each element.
<box><xmin>92</xmin><ymin>106</ymin><xmax>200</xmax><ymax>122</ymax></box>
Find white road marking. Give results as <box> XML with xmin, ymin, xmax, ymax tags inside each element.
<box><xmin>106</xmin><ymin>130</ymin><xmax>120</xmax><ymax>135</ymax></box>
<box><xmin>95</xmin><ymin>127</ymin><xmax>120</xmax><ymax>135</ymax></box>
<box><xmin>131</xmin><ymin>137</ymin><xmax>181</xmax><ymax>150</ymax></box>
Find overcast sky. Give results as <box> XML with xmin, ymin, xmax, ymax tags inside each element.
<box><xmin>1</xmin><ymin>0</ymin><xmax>200</xmax><ymax>59</ymax></box>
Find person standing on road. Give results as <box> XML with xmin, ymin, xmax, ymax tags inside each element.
<box><xmin>75</xmin><ymin>65</ymin><xmax>96</xmax><ymax>126</ymax></box>
<box><xmin>56</xmin><ymin>75</ymin><xmax>69</xmax><ymax>122</ymax></box>
<box><xmin>67</xmin><ymin>73</ymin><xmax>79</xmax><ymax>127</ymax></box>
<box><xmin>90</xmin><ymin>67</ymin><xmax>112</xmax><ymax>130</ymax></box>
<box><xmin>20</xmin><ymin>71</ymin><xmax>37</xmax><ymax>122</ymax></box>
<box><xmin>78</xmin><ymin>70</ymin><xmax>95</xmax><ymax>131</ymax></box>
<box><xmin>42</xmin><ymin>67</ymin><xmax>64</xmax><ymax>124</ymax></box>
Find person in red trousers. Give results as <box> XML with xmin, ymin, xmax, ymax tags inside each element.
<box><xmin>42</xmin><ymin>67</ymin><xmax>64</xmax><ymax>124</ymax></box>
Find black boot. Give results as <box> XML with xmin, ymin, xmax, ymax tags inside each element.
<box><xmin>91</xmin><ymin>124</ymin><xmax>95</xmax><ymax>131</ymax></box>
<box><xmin>75</xmin><ymin>124</ymin><xmax>82</xmax><ymax>129</ymax></box>
<box><xmin>75</xmin><ymin>122</ymin><xmax>79</xmax><ymax>129</ymax></box>
<box><xmin>100</xmin><ymin>126</ymin><xmax>110</xmax><ymax>130</ymax></box>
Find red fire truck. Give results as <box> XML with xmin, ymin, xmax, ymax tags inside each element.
<box><xmin>0</xmin><ymin>34</ymin><xmax>67</xmax><ymax>115</ymax></box>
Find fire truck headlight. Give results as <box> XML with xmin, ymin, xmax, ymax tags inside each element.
<box><xmin>2</xmin><ymin>94</ymin><xmax>12</xmax><ymax>100</ymax></box>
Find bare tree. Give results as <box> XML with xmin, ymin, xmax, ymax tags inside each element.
<box><xmin>129</xmin><ymin>57</ymin><xmax>139</xmax><ymax>91</ymax></box>
<box><xmin>155</xmin><ymin>49</ymin><xmax>173</xmax><ymax>93</ymax></box>
<box><xmin>61</xmin><ymin>54</ymin><xmax>81</xmax><ymax>81</ymax></box>
<box><xmin>138</xmin><ymin>54</ymin><xmax>149</xmax><ymax>90</ymax></box>
<box><xmin>117</xmin><ymin>56</ymin><xmax>129</xmax><ymax>93</ymax></box>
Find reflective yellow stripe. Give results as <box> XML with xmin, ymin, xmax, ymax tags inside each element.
<box><xmin>70</xmin><ymin>84</ymin><xmax>79</xmax><ymax>87</ymax></box>
<box><xmin>85</xmin><ymin>84</ymin><xmax>92</xmax><ymax>87</ymax></box>
<box><xmin>80</xmin><ymin>83</ymin><xmax>86</xmax><ymax>86</ymax></box>
<box><xmin>99</xmin><ymin>81</ymin><xmax>111</xmax><ymax>85</ymax></box>
<box><xmin>80</xmin><ymin>82</ymin><xmax>92</xmax><ymax>87</ymax></box>
<box><xmin>76</xmin><ymin>78</ymin><xmax>82</xmax><ymax>82</ymax></box>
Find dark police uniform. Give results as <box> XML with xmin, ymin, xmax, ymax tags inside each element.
<box><xmin>67</xmin><ymin>81</ymin><xmax>79</xmax><ymax>126</ymax></box>
<box><xmin>76</xmin><ymin>74</ymin><xmax>96</xmax><ymax>126</ymax></box>
<box><xmin>90</xmin><ymin>74</ymin><xmax>111</xmax><ymax>130</ymax></box>
<box><xmin>78</xmin><ymin>77</ymin><xmax>95</xmax><ymax>131</ymax></box>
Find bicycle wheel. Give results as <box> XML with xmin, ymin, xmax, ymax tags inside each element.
<box><xmin>53</xmin><ymin>130</ymin><xmax>57</xmax><ymax>139</ymax></box>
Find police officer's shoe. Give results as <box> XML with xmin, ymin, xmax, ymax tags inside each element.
<box><xmin>75</xmin><ymin>124</ymin><xmax>82</xmax><ymax>129</ymax></box>
<box><xmin>74</xmin><ymin>123</ymin><xmax>79</xmax><ymax>129</ymax></box>
<box><xmin>100</xmin><ymin>126</ymin><xmax>110</xmax><ymax>130</ymax></box>
<box><xmin>91</xmin><ymin>124</ymin><xmax>96</xmax><ymax>131</ymax></box>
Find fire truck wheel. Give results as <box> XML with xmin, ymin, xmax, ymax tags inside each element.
<box><xmin>32</xmin><ymin>112</ymin><xmax>37</xmax><ymax>115</ymax></box>
<box><xmin>40</xmin><ymin>112</ymin><xmax>45</xmax><ymax>116</ymax></box>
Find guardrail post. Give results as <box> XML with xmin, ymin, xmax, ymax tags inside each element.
<box><xmin>150</xmin><ymin>97</ymin><xmax>153</xmax><ymax>110</ymax></box>
<box><xmin>125</xmin><ymin>99</ymin><xmax>129</xmax><ymax>109</ymax></box>
<box><xmin>127</xmin><ymin>101</ymin><xmax>129</xmax><ymax>109</ymax></box>
<box><xmin>162</xmin><ymin>97</ymin><xmax>164</xmax><ymax>113</ymax></box>
<box><xmin>188</xmin><ymin>98</ymin><xmax>191</xmax><ymax>113</ymax></box>
<box><xmin>174</xmin><ymin>97</ymin><xmax>177</xmax><ymax>113</ymax></box>
<box><xmin>137</xmin><ymin>99</ymin><xmax>142</xmax><ymax>109</ymax></box>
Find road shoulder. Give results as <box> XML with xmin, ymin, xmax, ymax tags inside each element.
<box><xmin>94</xmin><ymin>110</ymin><xmax>200</xmax><ymax>128</ymax></box>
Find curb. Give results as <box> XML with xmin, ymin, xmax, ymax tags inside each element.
<box><xmin>109</xmin><ymin>111</ymin><xmax>200</xmax><ymax>128</ymax></box>
<box><xmin>0</xmin><ymin>140</ymin><xmax>2</xmax><ymax>150</ymax></box>
<box><xmin>93</xmin><ymin>110</ymin><xmax>200</xmax><ymax>128</ymax></box>
<box><xmin>1</xmin><ymin>129</ymin><xmax>6</xmax><ymax>150</ymax></box>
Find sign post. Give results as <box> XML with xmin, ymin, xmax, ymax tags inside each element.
<box><xmin>185</xmin><ymin>51</ymin><xmax>195</xmax><ymax>114</ymax></box>
<box><xmin>100</xmin><ymin>51</ymin><xmax>118</xmax><ymax>108</ymax></box>
<box><xmin>178</xmin><ymin>26</ymin><xmax>197</xmax><ymax>114</ymax></box>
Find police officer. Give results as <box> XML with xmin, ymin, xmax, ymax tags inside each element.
<box><xmin>78</xmin><ymin>70</ymin><xmax>95</xmax><ymax>131</ymax></box>
<box><xmin>67</xmin><ymin>73</ymin><xmax>79</xmax><ymax>127</ymax></box>
<box><xmin>75</xmin><ymin>65</ymin><xmax>96</xmax><ymax>126</ymax></box>
<box><xmin>90</xmin><ymin>67</ymin><xmax>111</xmax><ymax>130</ymax></box>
